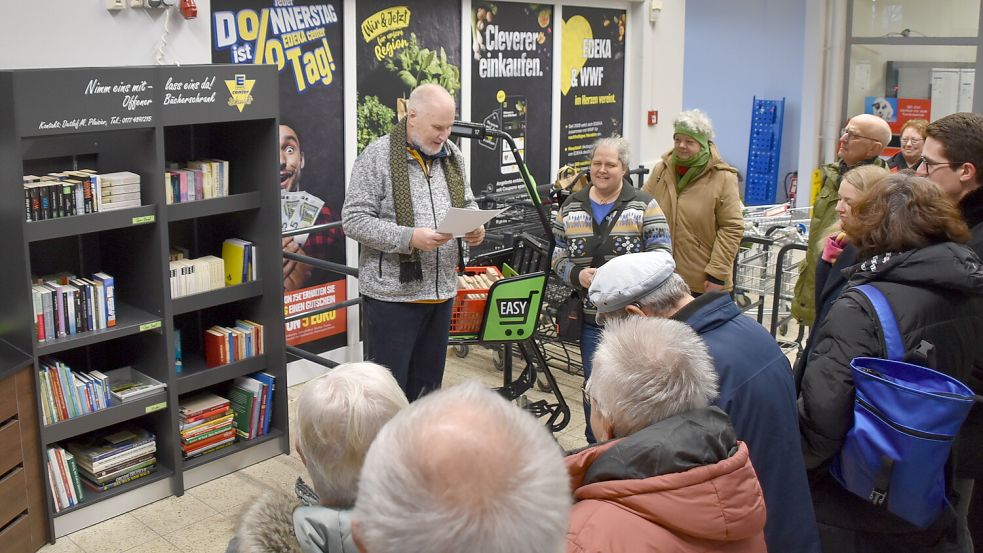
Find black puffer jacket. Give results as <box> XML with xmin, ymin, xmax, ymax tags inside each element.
<box><xmin>798</xmin><ymin>242</ymin><xmax>983</xmax><ymax>535</ymax></box>
<box><xmin>799</xmin><ymin>242</ymin><xmax>983</xmax><ymax>469</ymax></box>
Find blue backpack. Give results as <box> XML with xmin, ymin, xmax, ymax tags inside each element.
<box><xmin>829</xmin><ymin>284</ymin><xmax>979</xmax><ymax>529</ymax></box>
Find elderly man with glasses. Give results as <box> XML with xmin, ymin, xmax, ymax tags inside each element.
<box><xmin>792</xmin><ymin>113</ymin><xmax>891</xmax><ymax>326</ymax></box>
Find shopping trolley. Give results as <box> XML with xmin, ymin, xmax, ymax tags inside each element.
<box><xmin>447</xmin><ymin>121</ymin><xmax>570</xmax><ymax>433</ymax></box>
<box><xmin>733</xmin><ymin>202</ymin><xmax>811</xmax><ymax>361</ymax></box>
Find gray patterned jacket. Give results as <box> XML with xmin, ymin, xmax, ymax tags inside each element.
<box><xmin>342</xmin><ymin>135</ymin><xmax>477</xmax><ymax>302</ymax></box>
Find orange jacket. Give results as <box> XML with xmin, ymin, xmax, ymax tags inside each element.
<box><xmin>565</xmin><ymin>408</ymin><xmax>767</xmax><ymax>553</ymax></box>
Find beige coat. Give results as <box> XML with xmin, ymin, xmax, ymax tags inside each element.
<box><xmin>643</xmin><ymin>146</ymin><xmax>744</xmax><ymax>292</ymax></box>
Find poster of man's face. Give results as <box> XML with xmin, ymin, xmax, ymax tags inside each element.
<box><xmin>279</xmin><ymin>124</ymin><xmax>305</xmax><ymax>193</ymax></box>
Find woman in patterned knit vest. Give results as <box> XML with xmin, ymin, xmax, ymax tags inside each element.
<box><xmin>551</xmin><ymin>136</ymin><xmax>672</xmax><ymax>443</ymax></box>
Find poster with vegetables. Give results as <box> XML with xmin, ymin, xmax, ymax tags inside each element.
<box><xmin>559</xmin><ymin>6</ymin><xmax>626</xmax><ymax>171</ymax></box>
<box><xmin>211</xmin><ymin>0</ymin><xmax>348</xmax><ymax>353</ymax></box>
<box><xmin>356</xmin><ymin>0</ymin><xmax>462</xmax><ymax>153</ymax></box>
<box><xmin>469</xmin><ymin>3</ymin><xmax>553</xmax><ymax>199</ymax></box>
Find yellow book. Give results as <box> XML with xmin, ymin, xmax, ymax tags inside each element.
<box><xmin>222</xmin><ymin>239</ymin><xmax>249</xmax><ymax>285</ymax></box>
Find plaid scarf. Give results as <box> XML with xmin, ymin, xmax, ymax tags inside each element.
<box><xmin>390</xmin><ymin>117</ymin><xmax>466</xmax><ymax>283</ymax></box>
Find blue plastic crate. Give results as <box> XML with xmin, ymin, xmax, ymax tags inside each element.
<box><xmin>744</xmin><ymin>97</ymin><xmax>785</xmax><ymax>206</ymax></box>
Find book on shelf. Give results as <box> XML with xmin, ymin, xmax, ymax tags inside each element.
<box><xmin>175</xmin><ymin>328</ymin><xmax>183</xmax><ymax>373</ymax></box>
<box><xmin>46</xmin><ymin>445</ymin><xmax>85</xmax><ymax>512</ymax></box>
<box><xmin>204</xmin><ymin>320</ymin><xmax>264</xmax><ymax>367</ymax></box>
<box><xmin>251</xmin><ymin>371</ymin><xmax>276</xmax><ymax>436</ymax></box>
<box><xmin>221</xmin><ymin>238</ymin><xmax>256</xmax><ymax>286</ymax></box>
<box><xmin>23</xmin><ymin>170</ymin><xmax>141</xmax><ymax>221</ymax></box>
<box><xmin>65</xmin><ymin>424</ymin><xmax>157</xmax><ymax>488</ymax></box>
<box><xmin>32</xmin><ymin>271</ymin><xmax>116</xmax><ymax>341</ymax></box>
<box><xmin>103</xmin><ymin>366</ymin><xmax>166</xmax><ymax>402</ymax></box>
<box><xmin>38</xmin><ymin>357</ymin><xmax>113</xmax><ymax>425</ymax></box>
<box><xmin>179</xmin><ymin>392</ymin><xmax>230</xmax><ymax>420</ymax></box>
<box><xmin>165</xmin><ymin>159</ymin><xmax>229</xmax><ymax>204</ymax></box>
<box><xmin>179</xmin><ymin>392</ymin><xmax>235</xmax><ymax>459</ymax></box>
<box><xmin>228</xmin><ymin>374</ymin><xmax>274</xmax><ymax>440</ymax></box>
<box><xmin>169</xmin><ymin>255</ymin><xmax>225</xmax><ymax>298</ymax></box>
<box><xmin>82</xmin><ymin>466</ymin><xmax>156</xmax><ymax>492</ymax></box>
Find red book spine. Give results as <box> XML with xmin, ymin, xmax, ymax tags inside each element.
<box><xmin>204</xmin><ymin>330</ymin><xmax>224</xmax><ymax>368</ymax></box>
<box><xmin>183</xmin><ymin>404</ymin><xmax>231</xmax><ymax>423</ymax></box>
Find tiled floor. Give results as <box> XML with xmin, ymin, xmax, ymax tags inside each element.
<box><xmin>39</xmin><ymin>345</ymin><xmax>588</xmax><ymax>553</ymax></box>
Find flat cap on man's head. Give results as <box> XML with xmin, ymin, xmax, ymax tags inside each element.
<box><xmin>588</xmin><ymin>251</ymin><xmax>676</xmax><ymax>314</ymax></box>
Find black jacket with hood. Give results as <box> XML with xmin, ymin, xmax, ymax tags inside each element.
<box><xmin>798</xmin><ymin>242</ymin><xmax>983</xmax><ymax>537</ymax></box>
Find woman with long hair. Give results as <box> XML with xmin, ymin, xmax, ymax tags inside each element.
<box><xmin>798</xmin><ymin>172</ymin><xmax>983</xmax><ymax>552</ymax></box>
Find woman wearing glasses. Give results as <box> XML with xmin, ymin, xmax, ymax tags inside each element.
<box><xmin>887</xmin><ymin>119</ymin><xmax>928</xmax><ymax>172</ymax></box>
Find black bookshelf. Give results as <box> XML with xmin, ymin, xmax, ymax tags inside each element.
<box><xmin>0</xmin><ymin>65</ymin><xmax>288</xmax><ymax>541</ymax></box>
<box><xmin>24</xmin><ymin>205</ymin><xmax>157</xmax><ymax>243</ymax></box>
<box><xmin>170</xmin><ymin>280</ymin><xmax>264</xmax><ymax>315</ymax></box>
<box><xmin>50</xmin><ymin>466</ymin><xmax>174</xmax><ymax>517</ymax></box>
<box><xmin>176</xmin><ymin>354</ymin><xmax>267</xmax><ymax>395</ymax></box>
<box><xmin>181</xmin><ymin>429</ymin><xmax>283</xmax><ymax>471</ymax></box>
<box><xmin>34</xmin><ymin>304</ymin><xmax>162</xmax><ymax>357</ymax></box>
<box><xmin>166</xmin><ymin>191</ymin><xmax>261</xmax><ymax>222</ymax></box>
<box><xmin>40</xmin><ymin>390</ymin><xmax>168</xmax><ymax>444</ymax></box>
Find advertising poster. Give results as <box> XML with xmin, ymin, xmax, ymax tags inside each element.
<box><xmin>211</xmin><ymin>0</ymin><xmax>347</xmax><ymax>353</ymax></box>
<box><xmin>559</xmin><ymin>6</ymin><xmax>626</xmax><ymax>172</ymax></box>
<box><xmin>469</xmin><ymin>3</ymin><xmax>553</xmax><ymax>197</ymax></box>
<box><xmin>355</xmin><ymin>0</ymin><xmax>462</xmax><ymax>153</ymax></box>
<box><xmin>867</xmin><ymin>96</ymin><xmax>931</xmax><ymax>157</ymax></box>
<box><xmin>469</xmin><ymin>2</ymin><xmax>553</xmax><ymax>251</ymax></box>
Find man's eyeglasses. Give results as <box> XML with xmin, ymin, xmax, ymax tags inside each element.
<box><xmin>900</xmin><ymin>137</ymin><xmax>923</xmax><ymax>145</ymax></box>
<box><xmin>581</xmin><ymin>382</ymin><xmax>594</xmax><ymax>406</ymax></box>
<box><xmin>841</xmin><ymin>128</ymin><xmax>879</xmax><ymax>143</ymax></box>
<box><xmin>919</xmin><ymin>157</ymin><xmax>964</xmax><ymax>173</ymax></box>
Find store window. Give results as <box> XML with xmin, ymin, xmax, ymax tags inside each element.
<box><xmin>846</xmin><ymin>0</ymin><xmax>982</xmax><ymax>154</ymax></box>
<box><xmin>852</xmin><ymin>0</ymin><xmax>980</xmax><ymax>38</ymax></box>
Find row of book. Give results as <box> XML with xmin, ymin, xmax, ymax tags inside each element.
<box><xmin>205</xmin><ymin>320</ymin><xmax>265</xmax><ymax>368</ymax></box>
<box><xmin>46</xmin><ymin>445</ymin><xmax>83</xmax><ymax>513</ymax></box>
<box><xmin>40</xmin><ymin>362</ymin><xmax>166</xmax><ymax>426</ymax></box>
<box><xmin>47</xmin><ymin>424</ymin><xmax>158</xmax><ymax>512</ymax></box>
<box><xmin>69</xmin><ymin>424</ymin><xmax>158</xmax><ymax>493</ymax></box>
<box><xmin>178</xmin><ymin>392</ymin><xmax>236</xmax><ymax>459</ymax></box>
<box><xmin>222</xmin><ymin>238</ymin><xmax>258</xmax><ymax>286</ymax></box>
<box><xmin>164</xmin><ymin>159</ymin><xmax>230</xmax><ymax>204</ymax></box>
<box><xmin>31</xmin><ymin>271</ymin><xmax>117</xmax><ymax>342</ymax></box>
<box><xmin>39</xmin><ymin>358</ymin><xmax>112</xmax><ymax>426</ymax></box>
<box><xmin>169</xmin><ymin>255</ymin><xmax>225</xmax><ymax>298</ymax></box>
<box><xmin>23</xmin><ymin>170</ymin><xmax>141</xmax><ymax>222</ymax></box>
<box><xmin>230</xmin><ymin>373</ymin><xmax>275</xmax><ymax>441</ymax></box>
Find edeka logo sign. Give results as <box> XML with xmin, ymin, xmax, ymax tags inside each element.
<box><xmin>225</xmin><ymin>73</ymin><xmax>256</xmax><ymax>112</ymax></box>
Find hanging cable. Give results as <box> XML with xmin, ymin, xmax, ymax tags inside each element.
<box><xmin>155</xmin><ymin>7</ymin><xmax>181</xmax><ymax>66</ymax></box>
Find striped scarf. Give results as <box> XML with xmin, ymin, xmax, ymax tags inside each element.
<box><xmin>390</xmin><ymin>117</ymin><xmax>466</xmax><ymax>283</ymax></box>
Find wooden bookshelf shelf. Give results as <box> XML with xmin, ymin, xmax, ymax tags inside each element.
<box><xmin>166</xmin><ymin>192</ymin><xmax>262</xmax><ymax>222</ymax></box>
<box><xmin>49</xmin><ymin>466</ymin><xmax>173</xmax><ymax>518</ymax></box>
<box><xmin>34</xmin><ymin>304</ymin><xmax>162</xmax><ymax>357</ymax></box>
<box><xmin>171</xmin><ymin>281</ymin><xmax>264</xmax><ymax>315</ymax></box>
<box><xmin>176</xmin><ymin>354</ymin><xmax>266</xmax><ymax>395</ymax></box>
<box><xmin>40</xmin><ymin>390</ymin><xmax>168</xmax><ymax>445</ymax></box>
<box><xmin>181</xmin><ymin>429</ymin><xmax>283</xmax><ymax>472</ymax></box>
<box><xmin>24</xmin><ymin>205</ymin><xmax>157</xmax><ymax>243</ymax></box>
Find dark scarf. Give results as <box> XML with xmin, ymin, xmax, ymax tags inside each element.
<box><xmin>389</xmin><ymin>117</ymin><xmax>466</xmax><ymax>283</ymax></box>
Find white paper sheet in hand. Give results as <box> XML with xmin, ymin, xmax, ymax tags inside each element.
<box><xmin>435</xmin><ymin>207</ymin><xmax>510</xmax><ymax>237</ymax></box>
